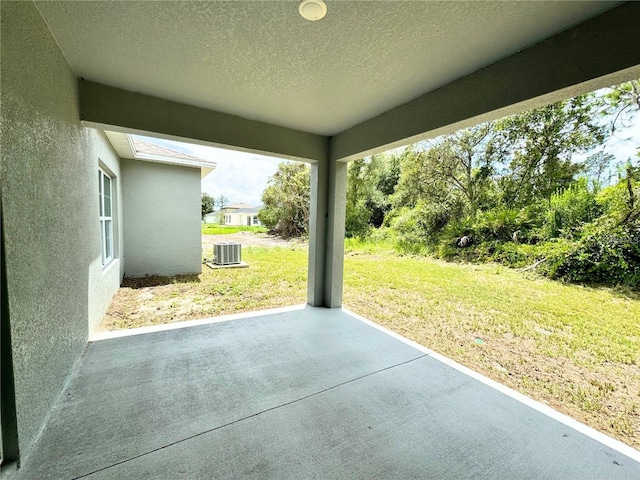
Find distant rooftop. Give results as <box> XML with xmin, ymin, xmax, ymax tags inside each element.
<box><xmin>226</xmin><ymin>203</ymin><xmax>254</xmax><ymax>209</ymax></box>
<box><xmin>104</xmin><ymin>132</ymin><xmax>216</xmax><ymax>178</ymax></box>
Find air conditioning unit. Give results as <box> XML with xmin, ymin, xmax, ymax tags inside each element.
<box><xmin>213</xmin><ymin>242</ymin><xmax>241</xmax><ymax>265</ymax></box>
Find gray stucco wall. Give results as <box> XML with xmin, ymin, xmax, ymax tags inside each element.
<box><xmin>88</xmin><ymin>154</ymin><xmax>124</xmax><ymax>333</ymax></box>
<box><xmin>1</xmin><ymin>1</ymin><xmax>123</xmax><ymax>457</ymax></box>
<box><xmin>121</xmin><ymin>159</ymin><xmax>202</xmax><ymax>278</ymax></box>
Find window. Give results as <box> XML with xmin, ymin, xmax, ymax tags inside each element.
<box><xmin>253</xmin><ymin>216</ymin><xmax>258</xmax><ymax>225</ymax></box>
<box><xmin>99</xmin><ymin>169</ymin><xmax>113</xmax><ymax>265</ymax></box>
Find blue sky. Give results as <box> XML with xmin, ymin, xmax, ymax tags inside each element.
<box><xmin>148</xmin><ymin>109</ymin><xmax>638</xmax><ymax>207</ymax></box>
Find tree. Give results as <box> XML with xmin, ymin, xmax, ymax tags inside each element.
<box><xmin>259</xmin><ymin>162</ymin><xmax>310</xmax><ymax>237</ymax></box>
<box><xmin>496</xmin><ymin>95</ymin><xmax>605</xmax><ymax>207</ymax></box>
<box><xmin>390</xmin><ymin>123</ymin><xmax>501</xmax><ymax>223</ymax></box>
<box><xmin>366</xmin><ymin>153</ymin><xmax>401</xmax><ymax>228</ymax></box>
<box><xmin>344</xmin><ymin>153</ymin><xmax>401</xmax><ymax>237</ymax></box>
<box><xmin>583</xmin><ymin>151</ymin><xmax>616</xmax><ymax>191</ymax></box>
<box><xmin>389</xmin><ymin>145</ymin><xmax>468</xmax><ymax>244</ymax></box>
<box><xmin>419</xmin><ymin>123</ymin><xmax>501</xmax><ymax>215</ymax></box>
<box><xmin>201</xmin><ymin>193</ymin><xmax>215</xmax><ymax>219</ymax></box>
<box><xmin>216</xmin><ymin>195</ymin><xmax>229</xmax><ymax>209</ymax></box>
<box><xmin>345</xmin><ymin>158</ymin><xmax>373</xmax><ymax>237</ymax></box>
<box><xmin>601</xmin><ymin>79</ymin><xmax>640</xmax><ymax>134</ymax></box>
<box><xmin>216</xmin><ymin>195</ymin><xmax>229</xmax><ymax>224</ymax></box>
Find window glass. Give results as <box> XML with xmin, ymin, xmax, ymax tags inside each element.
<box><xmin>99</xmin><ymin>169</ymin><xmax>114</xmax><ymax>265</ymax></box>
<box><xmin>104</xmin><ymin>175</ymin><xmax>112</xmax><ymax>217</ymax></box>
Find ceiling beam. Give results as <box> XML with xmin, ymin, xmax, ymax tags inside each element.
<box><xmin>79</xmin><ymin>81</ymin><xmax>329</xmax><ymax>163</ymax></box>
<box><xmin>331</xmin><ymin>2</ymin><xmax>640</xmax><ymax>162</ymax></box>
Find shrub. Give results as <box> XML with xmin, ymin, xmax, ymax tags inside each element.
<box><xmin>390</xmin><ymin>202</ymin><xmax>452</xmax><ymax>253</ymax></box>
<box><xmin>552</xmin><ymin>221</ymin><xmax>640</xmax><ymax>287</ymax></box>
<box><xmin>345</xmin><ymin>200</ymin><xmax>372</xmax><ymax>238</ymax></box>
<box><xmin>475</xmin><ymin>207</ymin><xmax>538</xmax><ymax>243</ymax></box>
<box><xmin>542</xmin><ymin>179</ymin><xmax>601</xmax><ymax>240</ymax></box>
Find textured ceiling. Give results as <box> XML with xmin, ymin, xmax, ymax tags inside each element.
<box><xmin>35</xmin><ymin>1</ymin><xmax>615</xmax><ymax>136</ymax></box>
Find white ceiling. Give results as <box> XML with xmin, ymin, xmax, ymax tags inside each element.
<box><xmin>36</xmin><ymin>1</ymin><xmax>616</xmax><ymax>136</ymax></box>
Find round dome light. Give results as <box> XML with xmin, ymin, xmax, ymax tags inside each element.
<box><xmin>298</xmin><ymin>0</ymin><xmax>327</xmax><ymax>21</ymax></box>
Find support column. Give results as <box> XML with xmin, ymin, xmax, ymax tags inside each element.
<box><xmin>307</xmin><ymin>158</ymin><xmax>347</xmax><ymax>308</ymax></box>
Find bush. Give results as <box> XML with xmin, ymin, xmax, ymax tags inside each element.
<box><xmin>345</xmin><ymin>200</ymin><xmax>372</xmax><ymax>238</ymax></box>
<box><xmin>390</xmin><ymin>202</ymin><xmax>452</xmax><ymax>253</ymax></box>
<box><xmin>542</xmin><ymin>178</ymin><xmax>601</xmax><ymax>240</ymax></box>
<box><xmin>552</xmin><ymin>221</ymin><xmax>640</xmax><ymax>287</ymax></box>
<box><xmin>474</xmin><ymin>206</ymin><xmax>541</xmax><ymax>243</ymax></box>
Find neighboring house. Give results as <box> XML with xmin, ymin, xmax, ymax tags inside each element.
<box><xmin>221</xmin><ymin>204</ymin><xmax>262</xmax><ymax>226</ymax></box>
<box><xmin>204</xmin><ymin>203</ymin><xmax>262</xmax><ymax>226</ymax></box>
<box><xmin>202</xmin><ymin>211</ymin><xmax>219</xmax><ymax>224</ymax></box>
<box><xmin>2</xmin><ymin>1</ymin><xmax>638</xmax><ymax>473</ymax></box>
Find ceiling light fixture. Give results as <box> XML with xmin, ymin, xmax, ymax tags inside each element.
<box><xmin>298</xmin><ymin>0</ymin><xmax>327</xmax><ymax>21</ymax></box>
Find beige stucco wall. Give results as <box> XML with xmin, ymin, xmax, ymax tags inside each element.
<box><xmin>1</xmin><ymin>1</ymin><xmax>123</xmax><ymax>457</ymax></box>
<box><xmin>121</xmin><ymin>159</ymin><xmax>202</xmax><ymax>277</ymax></box>
<box><xmin>225</xmin><ymin>212</ymin><xmax>260</xmax><ymax>226</ymax></box>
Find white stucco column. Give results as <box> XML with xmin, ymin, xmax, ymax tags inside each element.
<box><xmin>307</xmin><ymin>158</ymin><xmax>347</xmax><ymax>308</ymax></box>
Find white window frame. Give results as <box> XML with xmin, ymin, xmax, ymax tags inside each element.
<box><xmin>99</xmin><ymin>169</ymin><xmax>114</xmax><ymax>266</ymax></box>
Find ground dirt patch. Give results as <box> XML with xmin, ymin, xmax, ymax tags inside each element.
<box><xmin>99</xmin><ymin>233</ymin><xmax>308</xmax><ymax>332</ymax></box>
<box><xmin>202</xmin><ymin>232</ymin><xmax>305</xmax><ymax>250</ymax></box>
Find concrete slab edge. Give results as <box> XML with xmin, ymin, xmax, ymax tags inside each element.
<box><xmin>341</xmin><ymin>307</ymin><xmax>640</xmax><ymax>463</ymax></box>
<box><xmin>89</xmin><ymin>304</ymin><xmax>308</xmax><ymax>341</ymax></box>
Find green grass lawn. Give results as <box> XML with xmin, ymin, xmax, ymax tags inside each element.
<box><xmin>202</xmin><ymin>224</ymin><xmax>268</xmax><ymax>235</ymax></box>
<box><xmin>102</xmin><ymin>243</ymin><xmax>640</xmax><ymax>448</ymax></box>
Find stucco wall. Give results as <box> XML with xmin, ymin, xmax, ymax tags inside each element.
<box><xmin>225</xmin><ymin>212</ymin><xmax>260</xmax><ymax>226</ymax></box>
<box><xmin>87</xmin><ymin>155</ymin><xmax>124</xmax><ymax>333</ymax></box>
<box><xmin>122</xmin><ymin>159</ymin><xmax>202</xmax><ymax>277</ymax></box>
<box><xmin>1</xmin><ymin>1</ymin><xmax>123</xmax><ymax>457</ymax></box>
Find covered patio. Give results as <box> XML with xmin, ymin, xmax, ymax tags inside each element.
<box><xmin>3</xmin><ymin>1</ymin><xmax>640</xmax><ymax>477</ymax></box>
<box><xmin>17</xmin><ymin>307</ymin><xmax>640</xmax><ymax>478</ymax></box>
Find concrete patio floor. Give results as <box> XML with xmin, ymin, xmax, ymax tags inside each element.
<box><xmin>17</xmin><ymin>306</ymin><xmax>640</xmax><ymax>479</ymax></box>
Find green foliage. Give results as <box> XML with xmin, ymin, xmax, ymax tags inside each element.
<box><xmin>347</xmin><ymin>80</ymin><xmax>640</xmax><ymax>288</ymax></box>
<box><xmin>542</xmin><ymin>178</ymin><xmax>601</xmax><ymax>239</ymax></box>
<box><xmin>201</xmin><ymin>193</ymin><xmax>215</xmax><ymax>218</ymax></box>
<box><xmin>553</xmin><ymin>222</ymin><xmax>640</xmax><ymax>287</ymax></box>
<box><xmin>345</xmin><ymin>154</ymin><xmax>401</xmax><ymax>237</ymax></box>
<box><xmin>601</xmin><ymin>80</ymin><xmax>640</xmax><ymax>137</ymax></box>
<box><xmin>390</xmin><ymin>200</ymin><xmax>461</xmax><ymax>253</ymax></box>
<box><xmin>596</xmin><ymin>169</ymin><xmax>640</xmax><ymax>225</ymax></box>
<box><xmin>259</xmin><ymin>162</ymin><xmax>310</xmax><ymax>237</ymax></box>
<box><xmin>213</xmin><ymin>195</ymin><xmax>229</xmax><ymax>224</ymax></box>
<box><xmin>345</xmin><ymin>200</ymin><xmax>371</xmax><ymax>238</ymax></box>
<box><xmin>496</xmin><ymin>94</ymin><xmax>605</xmax><ymax>207</ymax></box>
<box><xmin>475</xmin><ymin>208</ymin><xmax>524</xmax><ymax>242</ymax></box>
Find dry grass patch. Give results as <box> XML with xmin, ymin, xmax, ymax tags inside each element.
<box><xmin>99</xmin><ymin>246</ymin><xmax>307</xmax><ymax>331</ymax></box>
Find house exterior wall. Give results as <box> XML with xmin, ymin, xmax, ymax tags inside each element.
<box><xmin>121</xmin><ymin>159</ymin><xmax>202</xmax><ymax>277</ymax></box>
<box><xmin>88</xmin><ymin>156</ymin><xmax>124</xmax><ymax>332</ymax></box>
<box><xmin>203</xmin><ymin>212</ymin><xmax>220</xmax><ymax>224</ymax></box>
<box><xmin>224</xmin><ymin>212</ymin><xmax>260</xmax><ymax>226</ymax></box>
<box><xmin>1</xmin><ymin>1</ymin><xmax>123</xmax><ymax>458</ymax></box>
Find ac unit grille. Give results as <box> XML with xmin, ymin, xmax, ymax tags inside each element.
<box><xmin>213</xmin><ymin>242</ymin><xmax>241</xmax><ymax>265</ymax></box>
